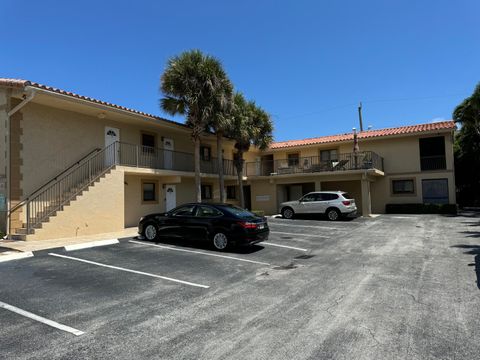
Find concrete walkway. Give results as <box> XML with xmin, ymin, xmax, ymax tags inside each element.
<box><xmin>0</xmin><ymin>227</ymin><xmax>138</xmax><ymax>254</ymax></box>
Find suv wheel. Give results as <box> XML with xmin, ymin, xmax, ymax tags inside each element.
<box><xmin>326</xmin><ymin>208</ymin><xmax>341</xmax><ymax>221</ymax></box>
<box><xmin>282</xmin><ymin>207</ymin><xmax>294</xmax><ymax>219</ymax></box>
<box><xmin>212</xmin><ymin>232</ymin><xmax>229</xmax><ymax>250</ymax></box>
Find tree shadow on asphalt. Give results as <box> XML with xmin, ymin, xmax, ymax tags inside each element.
<box><xmin>451</xmin><ymin>244</ymin><xmax>480</xmax><ymax>289</ymax></box>
<box><xmin>442</xmin><ymin>211</ymin><xmax>480</xmax><ymax>218</ymax></box>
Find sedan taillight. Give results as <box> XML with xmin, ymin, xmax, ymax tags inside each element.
<box><xmin>342</xmin><ymin>201</ymin><xmax>351</xmax><ymax>206</ymax></box>
<box><xmin>237</xmin><ymin>221</ymin><xmax>258</xmax><ymax>229</ymax></box>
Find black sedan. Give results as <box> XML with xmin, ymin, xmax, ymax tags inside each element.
<box><xmin>138</xmin><ymin>203</ymin><xmax>269</xmax><ymax>250</ymax></box>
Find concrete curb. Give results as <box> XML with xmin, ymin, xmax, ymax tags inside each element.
<box><xmin>64</xmin><ymin>239</ymin><xmax>119</xmax><ymax>251</ymax></box>
<box><xmin>0</xmin><ymin>252</ymin><xmax>34</xmax><ymax>263</ymax></box>
<box><xmin>1</xmin><ymin>237</ymin><xmax>135</xmax><ymax>262</ymax></box>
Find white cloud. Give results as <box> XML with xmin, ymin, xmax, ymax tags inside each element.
<box><xmin>430</xmin><ymin>117</ymin><xmax>445</xmax><ymax>123</ymax></box>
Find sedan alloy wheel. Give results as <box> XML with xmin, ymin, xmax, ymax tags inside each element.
<box><xmin>144</xmin><ymin>223</ymin><xmax>158</xmax><ymax>241</ymax></box>
<box><xmin>213</xmin><ymin>232</ymin><xmax>228</xmax><ymax>250</ymax></box>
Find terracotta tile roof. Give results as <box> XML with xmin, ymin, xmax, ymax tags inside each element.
<box><xmin>0</xmin><ymin>78</ymin><xmax>188</xmax><ymax>128</ymax></box>
<box><xmin>270</xmin><ymin>121</ymin><xmax>456</xmax><ymax>149</ymax></box>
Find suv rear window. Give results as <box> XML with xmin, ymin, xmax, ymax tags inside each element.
<box><xmin>341</xmin><ymin>193</ymin><xmax>352</xmax><ymax>199</ymax></box>
<box><xmin>322</xmin><ymin>193</ymin><xmax>339</xmax><ymax>201</ymax></box>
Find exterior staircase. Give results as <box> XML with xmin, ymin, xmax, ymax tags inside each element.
<box><xmin>10</xmin><ymin>171</ymin><xmax>113</xmax><ymax>240</ymax></box>
<box><xmin>8</xmin><ymin>143</ymin><xmax>119</xmax><ymax>240</ymax></box>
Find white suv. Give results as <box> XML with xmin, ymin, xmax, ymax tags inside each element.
<box><xmin>279</xmin><ymin>191</ymin><xmax>357</xmax><ymax>221</ymax></box>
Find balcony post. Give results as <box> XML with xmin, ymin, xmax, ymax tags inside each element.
<box><xmin>361</xmin><ymin>176</ymin><xmax>372</xmax><ymax>216</ymax></box>
<box><xmin>135</xmin><ymin>145</ymin><xmax>139</xmax><ymax>167</ymax></box>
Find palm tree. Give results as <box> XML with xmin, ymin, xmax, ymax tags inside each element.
<box><xmin>228</xmin><ymin>93</ymin><xmax>274</xmax><ymax>208</ymax></box>
<box><xmin>208</xmin><ymin>81</ymin><xmax>234</xmax><ymax>203</ymax></box>
<box><xmin>160</xmin><ymin>50</ymin><xmax>232</xmax><ymax>202</ymax></box>
<box><xmin>454</xmin><ymin>82</ymin><xmax>480</xmax><ymax>136</ymax></box>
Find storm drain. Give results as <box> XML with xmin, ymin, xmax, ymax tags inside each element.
<box><xmin>294</xmin><ymin>254</ymin><xmax>315</xmax><ymax>260</ymax></box>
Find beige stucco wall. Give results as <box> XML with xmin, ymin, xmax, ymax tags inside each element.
<box><xmin>29</xmin><ymin>168</ymin><xmax>124</xmax><ymax>240</ymax></box>
<box><xmin>0</xmin><ymin>89</ymin><xmax>7</xmax><ymax>179</ymax></box>
<box><xmin>249</xmin><ymin>179</ymin><xmax>278</xmax><ymax>214</ymax></box>
<box><xmin>370</xmin><ymin>171</ymin><xmax>456</xmax><ymax>213</ymax></box>
<box><xmin>0</xmin><ymin>90</ymin><xmax>7</xmax><ymax>233</ymax></box>
<box><xmin>19</xmin><ymin>101</ymin><xmax>237</xmax><ymax>198</ymax></box>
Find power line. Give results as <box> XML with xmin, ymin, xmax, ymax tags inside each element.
<box><xmin>278</xmin><ymin>92</ymin><xmax>466</xmax><ymax>121</ymax></box>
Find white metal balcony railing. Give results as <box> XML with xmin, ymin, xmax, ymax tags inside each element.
<box><xmin>116</xmin><ymin>142</ymin><xmax>236</xmax><ymax>176</ymax></box>
<box><xmin>244</xmin><ymin>151</ymin><xmax>384</xmax><ymax>176</ymax></box>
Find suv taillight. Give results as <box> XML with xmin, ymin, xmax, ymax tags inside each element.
<box><xmin>342</xmin><ymin>201</ymin><xmax>351</xmax><ymax>206</ymax></box>
<box><xmin>237</xmin><ymin>221</ymin><xmax>257</xmax><ymax>229</ymax></box>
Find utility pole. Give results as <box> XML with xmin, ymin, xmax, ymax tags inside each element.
<box><xmin>358</xmin><ymin>102</ymin><xmax>364</xmax><ymax>131</ymax></box>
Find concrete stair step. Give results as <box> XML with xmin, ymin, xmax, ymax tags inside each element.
<box><xmin>15</xmin><ymin>228</ymin><xmax>35</xmax><ymax>235</ymax></box>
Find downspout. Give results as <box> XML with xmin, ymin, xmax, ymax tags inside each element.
<box><xmin>5</xmin><ymin>88</ymin><xmax>36</xmax><ymax>238</ymax></box>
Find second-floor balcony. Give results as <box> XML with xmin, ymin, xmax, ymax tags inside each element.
<box><xmin>420</xmin><ymin>155</ymin><xmax>446</xmax><ymax>171</ymax></box>
<box><xmin>116</xmin><ymin>142</ymin><xmax>236</xmax><ymax>176</ymax></box>
<box><xmin>245</xmin><ymin>151</ymin><xmax>384</xmax><ymax>177</ymax></box>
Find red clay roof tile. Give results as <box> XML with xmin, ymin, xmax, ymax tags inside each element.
<box><xmin>270</xmin><ymin>121</ymin><xmax>456</xmax><ymax>149</ymax></box>
<box><xmin>0</xmin><ymin>78</ymin><xmax>187</xmax><ymax>128</ymax></box>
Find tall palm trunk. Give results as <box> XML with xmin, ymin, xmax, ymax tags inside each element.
<box><xmin>235</xmin><ymin>151</ymin><xmax>245</xmax><ymax>208</ymax></box>
<box><xmin>216</xmin><ymin>133</ymin><xmax>225</xmax><ymax>203</ymax></box>
<box><xmin>194</xmin><ymin>136</ymin><xmax>202</xmax><ymax>202</ymax></box>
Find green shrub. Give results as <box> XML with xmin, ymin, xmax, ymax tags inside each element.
<box><xmin>385</xmin><ymin>203</ymin><xmax>457</xmax><ymax>215</ymax></box>
<box><xmin>251</xmin><ymin>210</ymin><xmax>265</xmax><ymax>217</ymax></box>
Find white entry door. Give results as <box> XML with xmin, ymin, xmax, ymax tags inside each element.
<box><xmin>165</xmin><ymin>185</ymin><xmax>176</xmax><ymax>211</ymax></box>
<box><xmin>163</xmin><ymin>138</ymin><xmax>174</xmax><ymax>170</ymax></box>
<box><xmin>105</xmin><ymin>127</ymin><xmax>120</xmax><ymax>166</ymax></box>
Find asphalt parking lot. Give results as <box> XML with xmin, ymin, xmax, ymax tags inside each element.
<box><xmin>1</xmin><ymin>214</ymin><xmax>479</xmax><ymax>360</ymax></box>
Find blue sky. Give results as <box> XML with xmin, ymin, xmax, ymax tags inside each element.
<box><xmin>1</xmin><ymin>0</ymin><xmax>479</xmax><ymax>141</ymax></box>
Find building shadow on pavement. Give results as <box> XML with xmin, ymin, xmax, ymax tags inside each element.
<box><xmin>272</xmin><ymin>214</ymin><xmax>356</xmax><ymax>222</ymax></box>
<box><xmin>451</xmin><ymin>244</ymin><xmax>480</xmax><ymax>289</ymax></box>
<box><xmin>125</xmin><ymin>236</ymin><xmax>265</xmax><ymax>255</ymax></box>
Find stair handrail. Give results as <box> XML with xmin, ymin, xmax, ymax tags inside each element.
<box><xmin>9</xmin><ymin>147</ymin><xmax>101</xmax><ymax>214</ymax></box>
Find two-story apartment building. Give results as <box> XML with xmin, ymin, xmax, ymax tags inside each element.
<box><xmin>0</xmin><ymin>78</ymin><xmax>456</xmax><ymax>241</ymax></box>
<box><xmin>0</xmin><ymin>79</ymin><xmax>241</xmax><ymax>240</ymax></box>
<box><xmin>242</xmin><ymin>121</ymin><xmax>456</xmax><ymax>216</ymax></box>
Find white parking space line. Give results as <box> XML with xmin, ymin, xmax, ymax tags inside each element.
<box><xmin>0</xmin><ymin>252</ymin><xmax>34</xmax><ymax>263</ymax></box>
<box><xmin>0</xmin><ymin>300</ymin><xmax>84</xmax><ymax>336</ymax></box>
<box><xmin>129</xmin><ymin>240</ymin><xmax>271</xmax><ymax>266</ymax></box>
<box><xmin>269</xmin><ymin>222</ymin><xmax>337</xmax><ymax>230</ymax></box>
<box><xmin>65</xmin><ymin>239</ymin><xmax>119</xmax><ymax>251</ymax></box>
<box><xmin>271</xmin><ymin>231</ymin><xmax>327</xmax><ymax>238</ymax></box>
<box><xmin>262</xmin><ymin>243</ymin><xmax>309</xmax><ymax>252</ymax></box>
<box><xmin>48</xmin><ymin>252</ymin><xmax>209</xmax><ymax>289</ymax></box>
